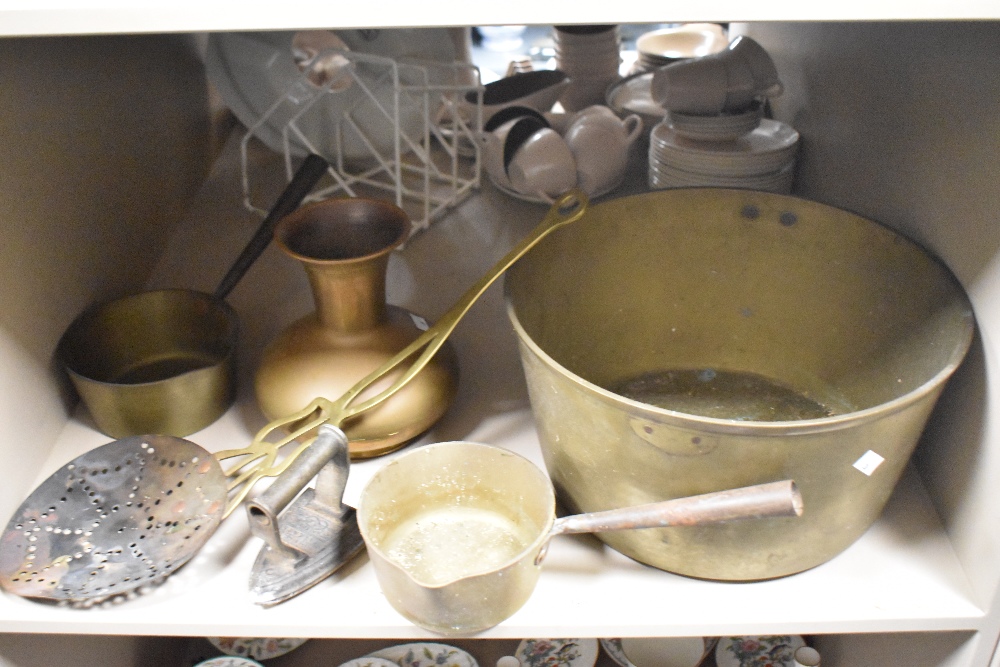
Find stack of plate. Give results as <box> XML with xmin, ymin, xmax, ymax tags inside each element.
<box><xmin>666</xmin><ymin>102</ymin><xmax>764</xmax><ymax>141</ymax></box>
<box><xmin>648</xmin><ymin>117</ymin><xmax>799</xmax><ymax>193</ymax></box>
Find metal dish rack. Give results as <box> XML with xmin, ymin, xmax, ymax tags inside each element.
<box><xmin>240</xmin><ymin>49</ymin><xmax>484</xmax><ymax>236</ymax></box>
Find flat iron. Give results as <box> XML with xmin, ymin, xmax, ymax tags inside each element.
<box><xmin>246</xmin><ymin>424</ymin><xmax>365</xmax><ymax>606</ymax></box>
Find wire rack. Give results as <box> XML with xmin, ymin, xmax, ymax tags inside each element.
<box><xmin>240</xmin><ymin>49</ymin><xmax>484</xmax><ymax>236</ymax></box>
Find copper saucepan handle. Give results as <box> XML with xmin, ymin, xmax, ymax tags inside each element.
<box><xmin>550</xmin><ymin>480</ymin><xmax>803</xmax><ymax>537</ymax></box>
<box><xmin>536</xmin><ymin>480</ymin><xmax>803</xmax><ymax>565</ymax></box>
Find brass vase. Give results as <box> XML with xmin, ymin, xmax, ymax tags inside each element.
<box><xmin>254</xmin><ymin>197</ymin><xmax>459</xmax><ymax>458</ymax></box>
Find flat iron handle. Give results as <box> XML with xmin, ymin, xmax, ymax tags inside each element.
<box><xmin>246</xmin><ymin>425</ymin><xmax>347</xmax><ymax>551</ymax></box>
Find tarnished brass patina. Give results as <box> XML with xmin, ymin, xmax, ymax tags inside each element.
<box><xmin>505</xmin><ymin>187</ymin><xmax>975</xmax><ymax>580</ymax></box>
<box><xmin>357</xmin><ymin>441</ymin><xmax>802</xmax><ymax>635</ymax></box>
<box><xmin>58</xmin><ymin>289</ymin><xmax>238</xmax><ymax>438</ymax></box>
<box><xmin>249</xmin><ymin>190</ymin><xmax>590</xmax><ymax>460</ymax></box>
<box><xmin>254</xmin><ymin>197</ymin><xmax>460</xmax><ymax>459</ymax></box>
<box><xmin>56</xmin><ymin>154</ymin><xmax>330</xmax><ymax>438</ymax></box>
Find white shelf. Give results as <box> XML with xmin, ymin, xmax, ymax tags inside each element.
<box><xmin>1</xmin><ymin>2</ymin><xmax>999</xmax><ymax>37</ymax></box>
<box><xmin>0</xmin><ymin>134</ymin><xmax>983</xmax><ymax>639</ymax></box>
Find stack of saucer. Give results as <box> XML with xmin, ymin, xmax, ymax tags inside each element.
<box><xmin>648</xmin><ymin>116</ymin><xmax>799</xmax><ymax>193</ymax></box>
<box><xmin>666</xmin><ymin>102</ymin><xmax>764</xmax><ymax>142</ymax></box>
<box><xmin>553</xmin><ymin>25</ymin><xmax>623</xmax><ymax>111</ymax></box>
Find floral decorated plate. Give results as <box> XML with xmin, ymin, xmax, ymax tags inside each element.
<box><xmin>195</xmin><ymin>657</ymin><xmax>265</xmax><ymax>667</ymax></box>
<box><xmin>340</xmin><ymin>658</ymin><xmax>401</xmax><ymax>667</ymax></box>
<box><xmin>715</xmin><ymin>636</ymin><xmax>806</xmax><ymax>667</ymax></box>
<box><xmin>600</xmin><ymin>638</ymin><xmax>708</xmax><ymax>667</ymax></box>
<box><xmin>207</xmin><ymin>637</ymin><xmax>309</xmax><ymax>661</ymax></box>
<box><xmin>368</xmin><ymin>642</ymin><xmax>479</xmax><ymax>667</ymax></box>
<box><xmin>489</xmin><ymin>172</ymin><xmax>624</xmax><ymax>204</ymax></box>
<box><xmin>600</xmin><ymin>639</ymin><xmax>635</xmax><ymax>667</ymax></box>
<box><xmin>516</xmin><ymin>639</ymin><xmax>599</xmax><ymax>667</ymax></box>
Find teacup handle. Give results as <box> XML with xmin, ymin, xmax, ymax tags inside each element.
<box><xmin>623</xmin><ymin>114</ymin><xmax>644</xmax><ymax>144</ymax></box>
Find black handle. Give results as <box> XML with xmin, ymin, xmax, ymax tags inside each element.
<box><xmin>214</xmin><ymin>153</ymin><xmax>329</xmax><ymax>300</ymax></box>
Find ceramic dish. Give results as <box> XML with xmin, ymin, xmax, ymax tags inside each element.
<box><xmin>489</xmin><ymin>171</ymin><xmax>623</xmax><ymax>204</ymax></box>
<box><xmin>340</xmin><ymin>658</ymin><xmax>400</xmax><ymax>667</ymax></box>
<box><xmin>635</xmin><ymin>24</ymin><xmax>728</xmax><ymax>70</ymax></box>
<box><xmin>666</xmin><ymin>103</ymin><xmax>764</xmax><ymax>141</ymax></box>
<box><xmin>207</xmin><ymin>637</ymin><xmax>309</xmax><ymax>661</ymax></box>
<box><xmin>517</xmin><ymin>639</ymin><xmax>599</xmax><ymax>667</ymax></box>
<box><xmin>650</xmin><ymin>118</ymin><xmax>799</xmax><ymax>177</ymax></box>
<box><xmin>715</xmin><ymin>636</ymin><xmax>806</xmax><ymax>667</ymax></box>
<box><xmin>621</xmin><ymin>638</ymin><xmax>707</xmax><ymax>667</ymax></box>
<box><xmin>648</xmin><ymin>161</ymin><xmax>795</xmax><ymax>194</ymax></box>
<box><xmin>467</xmin><ymin>70</ymin><xmax>569</xmax><ymax>124</ymax></box>
<box><xmin>205</xmin><ymin>29</ymin><xmax>460</xmax><ymax>162</ymax></box>
<box><xmin>195</xmin><ymin>658</ymin><xmax>265</xmax><ymax>667</ymax></box>
<box><xmin>599</xmin><ymin>639</ymin><xmax>629</xmax><ymax>667</ymax></box>
<box><xmin>606</xmin><ymin>72</ymin><xmax>664</xmax><ymax>130</ymax></box>
<box><xmin>368</xmin><ymin>642</ymin><xmax>479</xmax><ymax>667</ymax></box>
<box><xmin>600</xmin><ymin>638</ymin><xmax>710</xmax><ymax>667</ymax></box>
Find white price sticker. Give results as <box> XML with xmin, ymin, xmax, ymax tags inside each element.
<box><xmin>853</xmin><ymin>450</ymin><xmax>885</xmax><ymax>476</ymax></box>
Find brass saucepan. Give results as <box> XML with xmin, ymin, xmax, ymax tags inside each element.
<box><xmin>57</xmin><ymin>154</ymin><xmax>330</xmax><ymax>438</ymax></box>
<box><xmin>356</xmin><ymin>441</ymin><xmax>803</xmax><ymax>635</ymax></box>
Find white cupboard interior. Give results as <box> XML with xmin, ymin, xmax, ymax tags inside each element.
<box><xmin>1</xmin><ymin>13</ymin><xmax>999</xmax><ymax>667</ymax></box>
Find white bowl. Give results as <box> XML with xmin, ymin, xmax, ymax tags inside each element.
<box><xmin>636</xmin><ymin>25</ymin><xmax>728</xmax><ymax>61</ymax></box>
<box><xmin>195</xmin><ymin>658</ymin><xmax>264</xmax><ymax>667</ymax></box>
<box><xmin>606</xmin><ymin>71</ymin><xmax>664</xmax><ymax>130</ymax></box>
<box><xmin>553</xmin><ymin>24</ymin><xmax>620</xmax><ymax>46</ymax></box>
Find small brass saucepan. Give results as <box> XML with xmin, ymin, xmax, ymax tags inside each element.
<box><xmin>357</xmin><ymin>441</ymin><xmax>803</xmax><ymax>635</ymax></box>
<box><xmin>57</xmin><ymin>154</ymin><xmax>330</xmax><ymax>438</ymax></box>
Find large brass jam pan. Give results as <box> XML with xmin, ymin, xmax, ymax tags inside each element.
<box><xmin>505</xmin><ymin>188</ymin><xmax>975</xmax><ymax>580</ymax></box>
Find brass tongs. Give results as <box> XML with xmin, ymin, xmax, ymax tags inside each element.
<box><xmin>216</xmin><ymin>189</ymin><xmax>589</xmax><ymax>517</ymax></box>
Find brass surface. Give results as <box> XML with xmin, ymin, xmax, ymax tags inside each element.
<box><xmin>254</xmin><ymin>197</ymin><xmax>460</xmax><ymax>458</ymax></box>
<box><xmin>357</xmin><ymin>441</ymin><xmax>556</xmax><ymax>635</ymax></box>
<box><xmin>55</xmin><ymin>154</ymin><xmax>330</xmax><ymax>440</ymax></box>
<box><xmin>505</xmin><ymin>187</ymin><xmax>975</xmax><ymax>580</ymax></box>
<box><xmin>58</xmin><ymin>289</ymin><xmax>238</xmax><ymax>438</ymax></box>
<box><xmin>238</xmin><ymin>191</ymin><xmax>589</xmax><ymax>516</ymax></box>
<box><xmin>356</xmin><ymin>441</ymin><xmax>802</xmax><ymax>634</ymax></box>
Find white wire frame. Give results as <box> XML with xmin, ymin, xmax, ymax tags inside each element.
<box><xmin>241</xmin><ymin>48</ymin><xmax>484</xmax><ymax>237</ymax></box>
